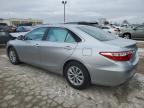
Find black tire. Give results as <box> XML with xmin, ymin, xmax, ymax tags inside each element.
<box><xmin>64</xmin><ymin>61</ymin><xmax>91</xmax><ymax>90</ymax></box>
<box><xmin>123</xmin><ymin>33</ymin><xmax>131</xmax><ymax>39</ymax></box>
<box><xmin>8</xmin><ymin>47</ymin><xmax>20</xmax><ymax>65</ymax></box>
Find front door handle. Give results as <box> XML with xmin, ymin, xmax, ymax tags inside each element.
<box><xmin>64</xmin><ymin>46</ymin><xmax>72</xmax><ymax>50</ymax></box>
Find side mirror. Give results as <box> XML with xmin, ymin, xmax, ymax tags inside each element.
<box><xmin>17</xmin><ymin>35</ymin><xmax>25</xmax><ymax>40</ymax></box>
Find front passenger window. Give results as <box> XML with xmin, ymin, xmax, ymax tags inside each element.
<box><xmin>25</xmin><ymin>27</ymin><xmax>47</xmax><ymax>41</ymax></box>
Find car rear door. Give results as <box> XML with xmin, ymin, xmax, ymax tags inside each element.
<box><xmin>40</xmin><ymin>27</ymin><xmax>78</xmax><ymax>73</ymax></box>
<box><xmin>16</xmin><ymin>27</ymin><xmax>48</xmax><ymax>65</ymax></box>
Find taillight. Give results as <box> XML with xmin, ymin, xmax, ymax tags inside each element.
<box><xmin>99</xmin><ymin>51</ymin><xmax>132</xmax><ymax>61</ymax></box>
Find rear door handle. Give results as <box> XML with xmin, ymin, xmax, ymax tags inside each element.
<box><xmin>64</xmin><ymin>46</ymin><xmax>72</xmax><ymax>50</ymax></box>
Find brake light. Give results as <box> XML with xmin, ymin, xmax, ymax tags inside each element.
<box><xmin>100</xmin><ymin>51</ymin><xmax>132</xmax><ymax>61</ymax></box>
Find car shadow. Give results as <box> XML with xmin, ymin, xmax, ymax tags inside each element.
<box><xmin>83</xmin><ymin>74</ymin><xmax>143</xmax><ymax>104</ymax></box>
<box><xmin>8</xmin><ymin>61</ymin><xmax>143</xmax><ymax>105</ymax></box>
<box><xmin>19</xmin><ymin>63</ymin><xmax>142</xmax><ymax>90</ymax></box>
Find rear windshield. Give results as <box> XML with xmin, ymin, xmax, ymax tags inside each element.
<box><xmin>78</xmin><ymin>26</ymin><xmax>117</xmax><ymax>41</ymax></box>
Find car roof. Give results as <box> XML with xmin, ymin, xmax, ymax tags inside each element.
<box><xmin>34</xmin><ymin>24</ymin><xmax>91</xmax><ymax>29</ymax></box>
<box><xmin>17</xmin><ymin>26</ymin><xmax>32</xmax><ymax>28</ymax></box>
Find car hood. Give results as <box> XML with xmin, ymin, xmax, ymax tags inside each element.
<box><xmin>10</xmin><ymin>32</ymin><xmax>28</xmax><ymax>38</ymax></box>
<box><xmin>104</xmin><ymin>38</ymin><xmax>136</xmax><ymax>48</ymax></box>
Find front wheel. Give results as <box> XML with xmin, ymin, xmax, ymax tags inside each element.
<box><xmin>64</xmin><ymin>61</ymin><xmax>91</xmax><ymax>90</ymax></box>
<box><xmin>8</xmin><ymin>47</ymin><xmax>20</xmax><ymax>65</ymax></box>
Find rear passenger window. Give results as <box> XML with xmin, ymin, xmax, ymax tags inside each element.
<box><xmin>65</xmin><ymin>33</ymin><xmax>76</xmax><ymax>43</ymax></box>
<box><xmin>46</xmin><ymin>27</ymin><xmax>81</xmax><ymax>43</ymax></box>
<box><xmin>25</xmin><ymin>27</ymin><xmax>47</xmax><ymax>40</ymax></box>
<box><xmin>46</xmin><ymin>28</ymin><xmax>68</xmax><ymax>42</ymax></box>
<box><xmin>137</xmin><ymin>26</ymin><xmax>144</xmax><ymax>30</ymax></box>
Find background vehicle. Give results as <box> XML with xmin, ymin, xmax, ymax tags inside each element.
<box><xmin>16</xmin><ymin>26</ymin><xmax>33</xmax><ymax>32</ymax></box>
<box><xmin>7</xmin><ymin>25</ymin><xmax>138</xmax><ymax>89</ymax></box>
<box><xmin>7</xmin><ymin>26</ymin><xmax>17</xmax><ymax>32</ymax></box>
<box><xmin>10</xmin><ymin>32</ymin><xmax>28</xmax><ymax>38</ymax></box>
<box><xmin>10</xmin><ymin>26</ymin><xmax>34</xmax><ymax>38</ymax></box>
<box><xmin>3</xmin><ymin>25</ymin><xmax>17</xmax><ymax>33</ymax></box>
<box><xmin>0</xmin><ymin>23</ymin><xmax>8</xmax><ymax>31</ymax></box>
<box><xmin>0</xmin><ymin>31</ymin><xmax>15</xmax><ymax>44</ymax></box>
<box><xmin>119</xmin><ymin>25</ymin><xmax>144</xmax><ymax>39</ymax></box>
<box><xmin>101</xmin><ymin>26</ymin><xmax>120</xmax><ymax>35</ymax></box>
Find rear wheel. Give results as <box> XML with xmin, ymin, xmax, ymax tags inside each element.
<box><xmin>8</xmin><ymin>47</ymin><xmax>20</xmax><ymax>65</ymax></box>
<box><xmin>64</xmin><ymin>61</ymin><xmax>91</xmax><ymax>90</ymax></box>
<box><xmin>123</xmin><ymin>33</ymin><xmax>131</xmax><ymax>39</ymax></box>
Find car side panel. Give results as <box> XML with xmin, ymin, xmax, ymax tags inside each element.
<box><xmin>12</xmin><ymin>40</ymin><xmax>42</xmax><ymax>66</ymax></box>
<box><xmin>40</xmin><ymin>41</ymin><xmax>77</xmax><ymax>73</ymax></box>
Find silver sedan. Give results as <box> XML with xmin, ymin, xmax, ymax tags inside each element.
<box><xmin>6</xmin><ymin>25</ymin><xmax>139</xmax><ymax>89</ymax></box>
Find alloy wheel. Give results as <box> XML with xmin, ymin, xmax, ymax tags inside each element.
<box><xmin>67</xmin><ymin>66</ymin><xmax>84</xmax><ymax>86</ymax></box>
<box><xmin>124</xmin><ymin>34</ymin><xmax>130</xmax><ymax>39</ymax></box>
<box><xmin>9</xmin><ymin>50</ymin><xmax>16</xmax><ymax>63</ymax></box>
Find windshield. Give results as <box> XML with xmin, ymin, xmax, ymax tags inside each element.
<box><xmin>78</xmin><ymin>26</ymin><xmax>117</xmax><ymax>41</ymax></box>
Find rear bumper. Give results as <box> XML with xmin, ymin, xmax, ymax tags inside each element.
<box><xmin>89</xmin><ymin>62</ymin><xmax>138</xmax><ymax>86</ymax></box>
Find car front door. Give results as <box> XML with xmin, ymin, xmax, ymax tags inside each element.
<box><xmin>15</xmin><ymin>27</ymin><xmax>48</xmax><ymax>65</ymax></box>
<box><xmin>40</xmin><ymin>27</ymin><xmax>79</xmax><ymax>73</ymax></box>
<box><xmin>132</xmin><ymin>26</ymin><xmax>144</xmax><ymax>39</ymax></box>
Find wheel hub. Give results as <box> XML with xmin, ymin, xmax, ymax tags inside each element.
<box><xmin>9</xmin><ymin>50</ymin><xmax>16</xmax><ymax>63</ymax></box>
<box><xmin>67</xmin><ymin>66</ymin><xmax>84</xmax><ymax>86</ymax></box>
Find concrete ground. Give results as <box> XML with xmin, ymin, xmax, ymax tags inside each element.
<box><xmin>137</xmin><ymin>41</ymin><xmax>144</xmax><ymax>48</ymax></box>
<box><xmin>0</xmin><ymin>41</ymin><xmax>144</xmax><ymax>108</ymax></box>
<box><xmin>136</xmin><ymin>41</ymin><xmax>144</xmax><ymax>75</ymax></box>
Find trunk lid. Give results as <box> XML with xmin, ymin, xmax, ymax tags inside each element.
<box><xmin>104</xmin><ymin>38</ymin><xmax>136</xmax><ymax>48</ymax></box>
<box><xmin>104</xmin><ymin>38</ymin><xmax>138</xmax><ymax>63</ymax></box>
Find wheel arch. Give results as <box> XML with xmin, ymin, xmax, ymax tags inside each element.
<box><xmin>63</xmin><ymin>59</ymin><xmax>91</xmax><ymax>81</ymax></box>
<box><xmin>123</xmin><ymin>32</ymin><xmax>131</xmax><ymax>38</ymax></box>
<box><xmin>7</xmin><ymin>45</ymin><xmax>19</xmax><ymax>59</ymax></box>
<box><xmin>7</xmin><ymin>45</ymin><xmax>14</xmax><ymax>55</ymax></box>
